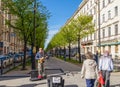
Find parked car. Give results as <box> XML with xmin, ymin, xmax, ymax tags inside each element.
<box><xmin>6</xmin><ymin>53</ymin><xmax>14</xmax><ymax>65</ymax></box>
<box><xmin>13</xmin><ymin>53</ymin><xmax>22</xmax><ymax>63</ymax></box>
<box><xmin>0</xmin><ymin>55</ymin><xmax>10</xmax><ymax>68</ymax></box>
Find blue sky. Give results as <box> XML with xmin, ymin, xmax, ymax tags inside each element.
<box><xmin>40</xmin><ymin>0</ymin><xmax>82</xmax><ymax>47</ymax></box>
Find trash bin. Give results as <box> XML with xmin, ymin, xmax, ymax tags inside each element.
<box><xmin>30</xmin><ymin>70</ymin><xmax>39</xmax><ymax>81</ymax></box>
<box><xmin>47</xmin><ymin>75</ymin><xmax>64</xmax><ymax>87</ymax></box>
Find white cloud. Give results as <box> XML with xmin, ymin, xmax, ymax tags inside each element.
<box><xmin>49</xmin><ymin>25</ymin><xmax>61</xmax><ymax>30</ymax></box>
<box><xmin>48</xmin><ymin>29</ymin><xmax>58</xmax><ymax>36</ymax></box>
<box><xmin>45</xmin><ymin>25</ymin><xmax>61</xmax><ymax>48</ymax></box>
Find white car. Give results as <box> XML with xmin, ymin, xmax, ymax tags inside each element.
<box><xmin>0</xmin><ymin>55</ymin><xmax>9</xmax><ymax>68</ymax></box>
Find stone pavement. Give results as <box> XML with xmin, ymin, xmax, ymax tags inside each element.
<box><xmin>0</xmin><ymin>72</ymin><xmax>120</xmax><ymax>87</ymax></box>
<box><xmin>0</xmin><ymin>57</ymin><xmax>120</xmax><ymax>87</ymax></box>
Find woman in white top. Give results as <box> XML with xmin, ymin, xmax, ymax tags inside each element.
<box><xmin>81</xmin><ymin>52</ymin><xmax>98</xmax><ymax>87</ymax></box>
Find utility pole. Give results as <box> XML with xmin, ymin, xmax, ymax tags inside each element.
<box><xmin>98</xmin><ymin>0</ymin><xmax>101</xmax><ymax>55</ymax></box>
<box><xmin>78</xmin><ymin>34</ymin><xmax>81</xmax><ymax>63</ymax></box>
<box><xmin>95</xmin><ymin>0</ymin><xmax>101</xmax><ymax>55</ymax></box>
<box><xmin>31</xmin><ymin>0</ymin><xmax>36</xmax><ymax>70</ymax></box>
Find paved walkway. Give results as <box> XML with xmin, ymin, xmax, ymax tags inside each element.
<box><xmin>0</xmin><ymin>57</ymin><xmax>120</xmax><ymax>87</ymax></box>
<box><xmin>0</xmin><ymin>72</ymin><xmax>120</xmax><ymax>87</ymax></box>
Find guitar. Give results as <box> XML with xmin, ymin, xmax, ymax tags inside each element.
<box><xmin>38</xmin><ymin>57</ymin><xmax>45</xmax><ymax>63</ymax></box>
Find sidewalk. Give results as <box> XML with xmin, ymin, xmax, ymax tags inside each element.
<box><xmin>0</xmin><ymin>59</ymin><xmax>120</xmax><ymax>87</ymax></box>
<box><xmin>0</xmin><ymin>71</ymin><xmax>120</xmax><ymax>87</ymax></box>
<box><xmin>0</xmin><ymin>70</ymin><xmax>86</xmax><ymax>87</ymax></box>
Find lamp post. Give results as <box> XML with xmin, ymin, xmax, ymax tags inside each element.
<box><xmin>95</xmin><ymin>0</ymin><xmax>101</xmax><ymax>55</ymax></box>
<box><xmin>31</xmin><ymin>0</ymin><xmax>36</xmax><ymax>70</ymax></box>
<box><xmin>77</xmin><ymin>34</ymin><xmax>81</xmax><ymax>63</ymax></box>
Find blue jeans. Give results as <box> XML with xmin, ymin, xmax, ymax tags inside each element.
<box><xmin>86</xmin><ymin>79</ymin><xmax>95</xmax><ymax>87</ymax></box>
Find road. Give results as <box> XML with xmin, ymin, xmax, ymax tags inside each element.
<box><xmin>44</xmin><ymin>57</ymin><xmax>81</xmax><ymax>75</ymax></box>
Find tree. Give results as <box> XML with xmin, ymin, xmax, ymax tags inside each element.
<box><xmin>2</xmin><ymin>0</ymin><xmax>50</xmax><ymax>70</ymax></box>
<box><xmin>60</xmin><ymin>23</ymin><xmax>76</xmax><ymax>60</ymax></box>
<box><xmin>72</xmin><ymin>14</ymin><xmax>95</xmax><ymax>63</ymax></box>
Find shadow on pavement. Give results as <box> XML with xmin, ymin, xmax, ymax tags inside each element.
<box><xmin>65</xmin><ymin>84</ymin><xmax>78</xmax><ymax>87</ymax></box>
<box><xmin>0</xmin><ymin>85</ymin><xmax>6</xmax><ymax>87</ymax></box>
<box><xmin>18</xmin><ymin>82</ymin><xmax>47</xmax><ymax>87</ymax></box>
<box><xmin>0</xmin><ymin>82</ymin><xmax>46</xmax><ymax>87</ymax></box>
<box><xmin>0</xmin><ymin>76</ymin><xmax>29</xmax><ymax>81</ymax></box>
<box><xmin>110</xmin><ymin>84</ymin><xmax>120</xmax><ymax>87</ymax></box>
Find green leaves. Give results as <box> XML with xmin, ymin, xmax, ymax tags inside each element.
<box><xmin>46</xmin><ymin>14</ymin><xmax>95</xmax><ymax>51</ymax></box>
<box><xmin>2</xmin><ymin>0</ymin><xmax>50</xmax><ymax>48</ymax></box>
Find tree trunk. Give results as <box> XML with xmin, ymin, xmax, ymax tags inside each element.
<box><xmin>68</xmin><ymin>42</ymin><xmax>71</xmax><ymax>60</ymax></box>
<box><xmin>31</xmin><ymin>42</ymin><xmax>36</xmax><ymax>70</ymax></box>
<box><xmin>60</xmin><ymin>47</ymin><xmax>61</xmax><ymax>57</ymax></box>
<box><xmin>22</xmin><ymin>40</ymin><xmax>27</xmax><ymax>70</ymax></box>
<box><xmin>64</xmin><ymin>46</ymin><xmax>66</xmax><ymax>61</ymax></box>
<box><xmin>78</xmin><ymin>36</ymin><xmax>81</xmax><ymax>63</ymax></box>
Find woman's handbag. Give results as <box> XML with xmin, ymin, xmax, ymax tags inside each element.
<box><xmin>99</xmin><ymin>72</ymin><xmax>105</xmax><ymax>85</ymax></box>
<box><xmin>97</xmin><ymin>72</ymin><xmax>105</xmax><ymax>87</ymax></box>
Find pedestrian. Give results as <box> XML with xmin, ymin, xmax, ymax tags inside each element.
<box><xmin>81</xmin><ymin>51</ymin><xmax>99</xmax><ymax>87</ymax></box>
<box><xmin>35</xmin><ymin>48</ymin><xmax>45</xmax><ymax>79</ymax></box>
<box><xmin>99</xmin><ymin>50</ymin><xmax>113</xmax><ymax>87</ymax></box>
<box><xmin>94</xmin><ymin>51</ymin><xmax>99</xmax><ymax>65</ymax></box>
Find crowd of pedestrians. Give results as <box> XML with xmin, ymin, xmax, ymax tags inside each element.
<box><xmin>81</xmin><ymin>50</ymin><xmax>114</xmax><ymax>87</ymax></box>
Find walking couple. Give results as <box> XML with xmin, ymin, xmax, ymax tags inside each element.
<box><xmin>81</xmin><ymin>51</ymin><xmax>113</xmax><ymax>87</ymax></box>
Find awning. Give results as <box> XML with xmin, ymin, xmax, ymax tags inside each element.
<box><xmin>97</xmin><ymin>42</ymin><xmax>120</xmax><ymax>46</ymax></box>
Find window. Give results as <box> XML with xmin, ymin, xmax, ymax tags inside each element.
<box><xmin>91</xmin><ymin>34</ymin><xmax>92</xmax><ymax>40</ymax></box>
<box><xmin>84</xmin><ymin>8</ymin><xmax>86</xmax><ymax>13</ymax></box>
<box><xmin>115</xmin><ymin>24</ymin><xmax>118</xmax><ymax>35</ymax></box>
<box><xmin>94</xmin><ymin>33</ymin><xmax>96</xmax><ymax>40</ymax></box>
<box><xmin>103</xmin><ymin>46</ymin><xmax>105</xmax><ymax>53</ymax></box>
<box><xmin>108</xmin><ymin>45</ymin><xmax>111</xmax><ymax>53</ymax></box>
<box><xmin>94</xmin><ymin>19</ymin><xmax>96</xmax><ymax>26</ymax></box>
<box><xmin>103</xmin><ymin>29</ymin><xmax>105</xmax><ymax>38</ymax></box>
<box><xmin>108</xmin><ymin>27</ymin><xmax>111</xmax><ymax>37</ymax></box>
<box><xmin>90</xmin><ymin>0</ymin><xmax>92</xmax><ymax>6</ymax></box>
<box><xmin>115</xmin><ymin>45</ymin><xmax>118</xmax><ymax>53</ymax></box>
<box><xmin>115</xmin><ymin>6</ymin><xmax>118</xmax><ymax>16</ymax></box>
<box><xmin>108</xmin><ymin>10</ymin><xmax>111</xmax><ymax>19</ymax></box>
<box><xmin>90</xmin><ymin>9</ymin><xmax>92</xmax><ymax>15</ymax></box>
<box><xmin>102</xmin><ymin>0</ymin><xmax>105</xmax><ymax>8</ymax></box>
<box><xmin>102</xmin><ymin>14</ymin><xmax>105</xmax><ymax>22</ymax></box>
<box><xmin>93</xmin><ymin>7</ymin><xmax>96</xmax><ymax>14</ymax></box>
<box><xmin>87</xmin><ymin>4</ymin><xmax>89</xmax><ymax>10</ymax></box>
<box><xmin>87</xmin><ymin>36</ymin><xmax>88</xmax><ymax>41</ymax></box>
<box><xmin>108</xmin><ymin>0</ymin><xmax>111</xmax><ymax>3</ymax></box>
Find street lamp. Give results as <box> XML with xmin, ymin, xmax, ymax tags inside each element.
<box><xmin>77</xmin><ymin>33</ymin><xmax>81</xmax><ymax>63</ymax></box>
<box><xmin>31</xmin><ymin>0</ymin><xmax>36</xmax><ymax>70</ymax></box>
<box><xmin>95</xmin><ymin>0</ymin><xmax>101</xmax><ymax>55</ymax></box>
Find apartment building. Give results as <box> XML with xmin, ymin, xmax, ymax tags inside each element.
<box><xmin>68</xmin><ymin>0</ymin><xmax>120</xmax><ymax>58</ymax></box>
<box><xmin>0</xmin><ymin>0</ymin><xmax>23</xmax><ymax>55</ymax></box>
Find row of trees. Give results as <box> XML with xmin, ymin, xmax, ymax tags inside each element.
<box><xmin>46</xmin><ymin>14</ymin><xmax>95</xmax><ymax>63</ymax></box>
<box><xmin>2</xmin><ymin>0</ymin><xmax>50</xmax><ymax>70</ymax></box>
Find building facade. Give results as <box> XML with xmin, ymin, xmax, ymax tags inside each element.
<box><xmin>0</xmin><ymin>0</ymin><xmax>23</xmax><ymax>55</ymax></box>
<box><xmin>68</xmin><ymin>0</ymin><xmax>120</xmax><ymax>58</ymax></box>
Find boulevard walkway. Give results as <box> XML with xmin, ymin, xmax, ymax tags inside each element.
<box><xmin>0</xmin><ymin>57</ymin><xmax>120</xmax><ymax>87</ymax></box>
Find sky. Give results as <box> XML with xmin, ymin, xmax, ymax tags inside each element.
<box><xmin>40</xmin><ymin>0</ymin><xmax>82</xmax><ymax>48</ymax></box>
